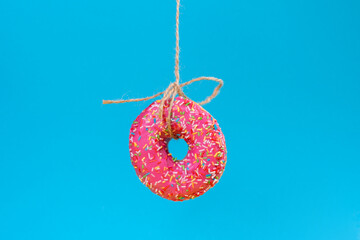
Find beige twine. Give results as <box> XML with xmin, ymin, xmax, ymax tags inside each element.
<box><xmin>103</xmin><ymin>0</ymin><xmax>223</xmax><ymax>139</ymax></box>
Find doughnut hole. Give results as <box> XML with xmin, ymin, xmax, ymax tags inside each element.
<box><xmin>167</xmin><ymin>138</ymin><xmax>189</xmax><ymax>161</ymax></box>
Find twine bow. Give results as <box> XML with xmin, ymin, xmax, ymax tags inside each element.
<box><xmin>103</xmin><ymin>0</ymin><xmax>223</xmax><ymax>139</ymax></box>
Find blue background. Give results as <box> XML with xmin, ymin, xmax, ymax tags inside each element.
<box><xmin>1</xmin><ymin>0</ymin><xmax>360</xmax><ymax>239</ymax></box>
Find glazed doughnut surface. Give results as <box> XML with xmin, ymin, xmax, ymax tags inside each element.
<box><xmin>129</xmin><ymin>97</ymin><xmax>227</xmax><ymax>201</ymax></box>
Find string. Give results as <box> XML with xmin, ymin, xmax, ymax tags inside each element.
<box><xmin>103</xmin><ymin>0</ymin><xmax>223</xmax><ymax>139</ymax></box>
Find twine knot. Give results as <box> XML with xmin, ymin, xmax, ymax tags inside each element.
<box><xmin>103</xmin><ymin>77</ymin><xmax>223</xmax><ymax>140</ymax></box>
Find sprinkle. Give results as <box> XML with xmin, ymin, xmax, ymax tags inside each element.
<box><xmin>142</xmin><ymin>172</ymin><xmax>150</xmax><ymax>179</ymax></box>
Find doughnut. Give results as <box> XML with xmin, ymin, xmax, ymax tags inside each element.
<box><xmin>129</xmin><ymin>96</ymin><xmax>227</xmax><ymax>201</ymax></box>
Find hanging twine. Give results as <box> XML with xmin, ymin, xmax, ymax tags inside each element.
<box><xmin>103</xmin><ymin>0</ymin><xmax>223</xmax><ymax>139</ymax></box>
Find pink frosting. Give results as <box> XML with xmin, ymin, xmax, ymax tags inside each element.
<box><xmin>129</xmin><ymin>97</ymin><xmax>227</xmax><ymax>201</ymax></box>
